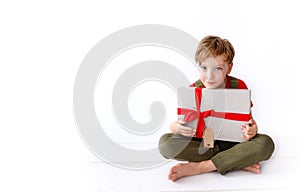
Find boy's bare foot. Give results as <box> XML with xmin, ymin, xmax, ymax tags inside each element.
<box><xmin>243</xmin><ymin>163</ymin><xmax>260</xmax><ymax>174</ymax></box>
<box><xmin>168</xmin><ymin>160</ymin><xmax>216</xmax><ymax>182</ymax></box>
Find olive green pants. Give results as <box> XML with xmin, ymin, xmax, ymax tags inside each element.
<box><xmin>158</xmin><ymin>133</ymin><xmax>275</xmax><ymax>175</ymax></box>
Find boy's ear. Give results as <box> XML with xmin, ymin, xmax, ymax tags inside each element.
<box><xmin>227</xmin><ymin>63</ymin><xmax>233</xmax><ymax>74</ymax></box>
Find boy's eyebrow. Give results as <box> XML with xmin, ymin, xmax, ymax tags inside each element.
<box><xmin>217</xmin><ymin>60</ymin><xmax>229</xmax><ymax>65</ymax></box>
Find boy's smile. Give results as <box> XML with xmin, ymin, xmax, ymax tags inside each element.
<box><xmin>199</xmin><ymin>54</ymin><xmax>232</xmax><ymax>89</ymax></box>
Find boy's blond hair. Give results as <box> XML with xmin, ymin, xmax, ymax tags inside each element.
<box><xmin>195</xmin><ymin>36</ymin><xmax>235</xmax><ymax>65</ymax></box>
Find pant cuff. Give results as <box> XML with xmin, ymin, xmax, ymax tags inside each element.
<box><xmin>211</xmin><ymin>155</ymin><xmax>227</xmax><ymax>175</ymax></box>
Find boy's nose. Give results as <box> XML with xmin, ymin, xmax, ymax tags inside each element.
<box><xmin>206</xmin><ymin>70</ymin><xmax>214</xmax><ymax>80</ymax></box>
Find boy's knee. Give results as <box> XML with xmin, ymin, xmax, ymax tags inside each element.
<box><xmin>158</xmin><ymin>133</ymin><xmax>173</xmax><ymax>159</ymax></box>
<box><xmin>159</xmin><ymin>133</ymin><xmax>172</xmax><ymax>145</ymax></box>
<box><xmin>158</xmin><ymin>133</ymin><xmax>191</xmax><ymax>160</ymax></box>
<box><xmin>253</xmin><ymin>134</ymin><xmax>275</xmax><ymax>160</ymax></box>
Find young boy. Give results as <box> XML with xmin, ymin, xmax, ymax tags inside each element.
<box><xmin>158</xmin><ymin>36</ymin><xmax>275</xmax><ymax>182</ymax></box>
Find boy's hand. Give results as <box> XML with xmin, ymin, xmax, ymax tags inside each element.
<box><xmin>240</xmin><ymin>119</ymin><xmax>258</xmax><ymax>140</ymax></box>
<box><xmin>170</xmin><ymin>120</ymin><xmax>196</xmax><ymax>137</ymax></box>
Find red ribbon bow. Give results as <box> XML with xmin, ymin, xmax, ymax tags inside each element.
<box><xmin>177</xmin><ymin>88</ymin><xmax>250</xmax><ymax>138</ymax></box>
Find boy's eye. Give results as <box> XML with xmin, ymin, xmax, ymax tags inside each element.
<box><xmin>200</xmin><ymin>66</ymin><xmax>207</xmax><ymax>70</ymax></box>
<box><xmin>216</xmin><ymin>67</ymin><xmax>223</xmax><ymax>71</ymax></box>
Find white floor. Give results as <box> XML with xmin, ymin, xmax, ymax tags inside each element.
<box><xmin>84</xmin><ymin>149</ymin><xmax>298</xmax><ymax>192</ymax></box>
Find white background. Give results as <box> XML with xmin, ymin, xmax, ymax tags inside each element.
<box><xmin>1</xmin><ymin>0</ymin><xmax>299</xmax><ymax>191</ymax></box>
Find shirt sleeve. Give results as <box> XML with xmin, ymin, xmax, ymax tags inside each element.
<box><xmin>237</xmin><ymin>79</ymin><xmax>248</xmax><ymax>89</ymax></box>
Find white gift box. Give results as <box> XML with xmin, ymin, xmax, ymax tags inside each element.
<box><xmin>177</xmin><ymin>87</ymin><xmax>251</xmax><ymax>142</ymax></box>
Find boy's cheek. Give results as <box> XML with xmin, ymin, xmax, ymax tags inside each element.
<box><xmin>199</xmin><ymin>74</ymin><xmax>206</xmax><ymax>82</ymax></box>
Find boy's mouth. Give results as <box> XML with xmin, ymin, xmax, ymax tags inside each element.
<box><xmin>206</xmin><ymin>81</ymin><xmax>215</xmax><ymax>85</ymax></box>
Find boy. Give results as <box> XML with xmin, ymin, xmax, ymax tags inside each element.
<box><xmin>158</xmin><ymin>36</ymin><xmax>275</xmax><ymax>182</ymax></box>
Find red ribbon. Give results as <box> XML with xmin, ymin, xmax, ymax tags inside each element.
<box><xmin>177</xmin><ymin>88</ymin><xmax>250</xmax><ymax>138</ymax></box>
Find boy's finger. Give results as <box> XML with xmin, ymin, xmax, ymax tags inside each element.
<box><xmin>240</xmin><ymin>124</ymin><xmax>247</xmax><ymax>129</ymax></box>
<box><xmin>241</xmin><ymin>134</ymin><xmax>250</xmax><ymax>141</ymax></box>
<box><xmin>178</xmin><ymin>124</ymin><xmax>184</xmax><ymax>130</ymax></box>
<box><xmin>178</xmin><ymin>120</ymin><xmax>186</xmax><ymax>124</ymax></box>
<box><xmin>241</xmin><ymin>127</ymin><xmax>252</xmax><ymax>136</ymax></box>
<box><xmin>240</xmin><ymin>126</ymin><xmax>247</xmax><ymax>132</ymax></box>
<box><xmin>178</xmin><ymin>124</ymin><xmax>191</xmax><ymax>131</ymax></box>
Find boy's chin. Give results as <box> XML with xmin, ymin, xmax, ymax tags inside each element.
<box><xmin>205</xmin><ymin>85</ymin><xmax>223</xmax><ymax>89</ymax></box>
<box><xmin>204</xmin><ymin>82</ymin><xmax>225</xmax><ymax>89</ymax></box>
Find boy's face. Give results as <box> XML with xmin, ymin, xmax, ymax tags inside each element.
<box><xmin>199</xmin><ymin>54</ymin><xmax>232</xmax><ymax>89</ymax></box>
